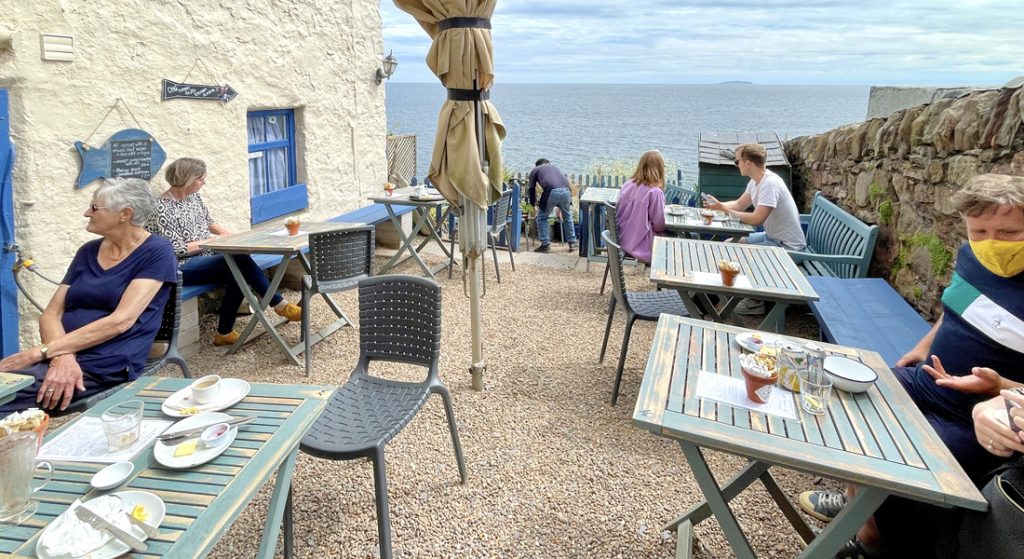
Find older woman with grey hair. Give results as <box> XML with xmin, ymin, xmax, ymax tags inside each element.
<box><xmin>0</xmin><ymin>178</ymin><xmax>177</xmax><ymax>413</ymax></box>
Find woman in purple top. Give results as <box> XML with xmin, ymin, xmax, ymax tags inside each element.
<box><xmin>615</xmin><ymin>150</ymin><xmax>668</xmax><ymax>263</ymax></box>
<box><xmin>0</xmin><ymin>178</ymin><xmax>178</xmax><ymax>413</ymax></box>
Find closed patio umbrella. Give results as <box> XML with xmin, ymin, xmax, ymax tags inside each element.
<box><xmin>393</xmin><ymin>0</ymin><xmax>505</xmax><ymax>390</ymax></box>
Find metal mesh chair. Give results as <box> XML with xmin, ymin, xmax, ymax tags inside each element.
<box><xmin>487</xmin><ymin>188</ymin><xmax>516</xmax><ymax>283</ymax></box>
<box><xmin>65</xmin><ymin>271</ymin><xmax>191</xmax><ymax>414</ymax></box>
<box><xmin>666</xmin><ymin>184</ymin><xmax>699</xmax><ymax>207</ymax></box>
<box><xmin>599</xmin><ymin>231</ymin><xmax>688</xmax><ymax>405</ymax></box>
<box><xmin>301</xmin><ymin>225</ymin><xmax>375</xmax><ymax>377</ymax></box>
<box><xmin>286</xmin><ymin>275</ymin><xmax>467</xmax><ymax>559</ymax></box>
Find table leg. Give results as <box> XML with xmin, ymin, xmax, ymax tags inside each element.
<box><xmin>797</xmin><ymin>487</ymin><xmax>886</xmax><ymax>558</ymax></box>
<box><xmin>288</xmin><ymin>253</ymin><xmax>353</xmax><ymax>359</ymax></box>
<box><xmin>679</xmin><ymin>441</ymin><xmax>757</xmax><ymax>559</ymax></box>
<box><xmin>257</xmin><ymin>449</ymin><xmax>300</xmax><ymax>559</ymax></box>
<box><xmin>662</xmin><ymin>459</ymin><xmax>770</xmax><ymax>531</ymax></box>
<box><xmin>223</xmin><ymin>254</ymin><xmax>300</xmax><ymax>366</ymax></box>
<box><xmin>676</xmin><ymin>289</ymin><xmax>706</xmax><ymax>319</ymax></box>
<box><xmin>757</xmin><ymin>302</ymin><xmax>788</xmax><ymax>333</ymax></box>
<box><xmin>759</xmin><ymin>470</ymin><xmax>816</xmax><ymax>544</ymax></box>
<box><xmin>378</xmin><ymin>204</ymin><xmax>421</xmax><ymax>274</ymax></box>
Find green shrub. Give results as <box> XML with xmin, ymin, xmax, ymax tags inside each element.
<box><xmin>878</xmin><ymin>199</ymin><xmax>894</xmax><ymax>225</ymax></box>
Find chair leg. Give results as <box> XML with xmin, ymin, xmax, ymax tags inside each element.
<box><xmin>303</xmin><ymin>283</ymin><xmax>313</xmax><ymax>378</ymax></box>
<box><xmin>372</xmin><ymin>448</ymin><xmax>394</xmax><ymax>559</ymax></box>
<box><xmin>600</xmin><ymin>262</ymin><xmax>610</xmax><ymax>295</ymax></box>
<box><xmin>167</xmin><ymin>355</ymin><xmax>192</xmax><ymax>379</ymax></box>
<box><xmin>505</xmin><ymin>224</ymin><xmax>516</xmax><ymax>271</ymax></box>
<box><xmin>283</xmin><ymin>484</ymin><xmax>294</xmax><ymax>559</ymax></box>
<box><xmin>599</xmin><ymin>297</ymin><xmax>616</xmax><ymax>364</ymax></box>
<box><xmin>489</xmin><ymin>237</ymin><xmax>501</xmax><ymax>283</ymax></box>
<box><xmin>448</xmin><ymin>227</ymin><xmax>456</xmax><ymax>280</ymax></box>
<box><xmin>611</xmin><ymin>314</ymin><xmax>637</xmax><ymax>405</ymax></box>
<box><xmin>436</xmin><ymin>385</ymin><xmax>468</xmax><ymax>483</ymax></box>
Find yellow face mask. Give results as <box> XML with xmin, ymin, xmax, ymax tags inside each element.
<box><xmin>970</xmin><ymin>238</ymin><xmax>1024</xmax><ymax>278</ymax></box>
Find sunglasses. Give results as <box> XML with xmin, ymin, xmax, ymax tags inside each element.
<box><xmin>89</xmin><ymin>203</ymin><xmax>108</xmax><ymax>212</ymax></box>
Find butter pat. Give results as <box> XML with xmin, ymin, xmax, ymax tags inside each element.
<box><xmin>173</xmin><ymin>440</ymin><xmax>198</xmax><ymax>457</ymax></box>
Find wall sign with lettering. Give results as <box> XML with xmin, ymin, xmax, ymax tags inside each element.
<box><xmin>74</xmin><ymin>128</ymin><xmax>167</xmax><ymax>189</ymax></box>
<box><xmin>161</xmin><ymin>79</ymin><xmax>237</xmax><ymax>103</ymax></box>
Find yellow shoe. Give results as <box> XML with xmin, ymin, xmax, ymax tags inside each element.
<box><xmin>274</xmin><ymin>302</ymin><xmax>302</xmax><ymax>322</ymax></box>
<box><xmin>213</xmin><ymin>331</ymin><xmax>240</xmax><ymax>346</ymax></box>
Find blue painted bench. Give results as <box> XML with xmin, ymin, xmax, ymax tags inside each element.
<box><xmin>181</xmin><ymin>203</ymin><xmax>416</xmax><ymax>301</ymax></box>
<box><xmin>806</xmin><ymin>276</ymin><xmax>932</xmax><ymax>366</ymax></box>
<box><xmin>788</xmin><ymin>192</ymin><xmax>879</xmax><ymax>278</ymax></box>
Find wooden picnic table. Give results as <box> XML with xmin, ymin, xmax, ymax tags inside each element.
<box><xmin>634</xmin><ymin>315</ymin><xmax>987</xmax><ymax>559</ymax></box>
<box><xmin>367</xmin><ymin>188</ymin><xmax>453</xmax><ymax>279</ymax></box>
<box><xmin>577</xmin><ymin>187</ymin><xmax>620</xmax><ymax>267</ymax></box>
<box><xmin>2</xmin><ymin>376</ymin><xmax>331</xmax><ymax>558</ymax></box>
<box><xmin>649</xmin><ymin>237</ymin><xmax>818</xmax><ymax>332</ymax></box>
<box><xmin>1</xmin><ymin>372</ymin><xmax>33</xmax><ymax>406</ymax></box>
<box><xmin>664</xmin><ymin>206</ymin><xmax>756</xmax><ymax>242</ymax></box>
<box><xmin>200</xmin><ymin>222</ymin><xmax>362</xmax><ymax>366</ymax></box>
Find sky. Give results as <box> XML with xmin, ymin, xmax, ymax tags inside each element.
<box><xmin>379</xmin><ymin>0</ymin><xmax>1024</xmax><ymax>86</ymax></box>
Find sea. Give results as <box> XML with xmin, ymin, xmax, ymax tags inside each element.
<box><xmin>385</xmin><ymin>83</ymin><xmax>870</xmax><ymax>184</ymax></box>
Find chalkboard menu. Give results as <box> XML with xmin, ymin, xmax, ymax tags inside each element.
<box><xmin>110</xmin><ymin>139</ymin><xmax>154</xmax><ymax>179</ymax></box>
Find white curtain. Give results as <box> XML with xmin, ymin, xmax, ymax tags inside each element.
<box><xmin>248</xmin><ymin>114</ymin><xmax>291</xmax><ymax>197</ymax></box>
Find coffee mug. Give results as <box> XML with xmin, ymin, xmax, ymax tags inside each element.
<box><xmin>190</xmin><ymin>374</ymin><xmax>222</xmax><ymax>405</ymax></box>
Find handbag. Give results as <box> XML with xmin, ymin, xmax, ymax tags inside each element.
<box><xmin>952</xmin><ymin>455</ymin><xmax>1024</xmax><ymax>559</ymax></box>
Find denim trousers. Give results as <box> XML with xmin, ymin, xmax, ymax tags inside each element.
<box><xmin>180</xmin><ymin>254</ymin><xmax>283</xmax><ymax>334</ymax></box>
<box><xmin>537</xmin><ymin>187</ymin><xmax>576</xmax><ymax>245</ymax></box>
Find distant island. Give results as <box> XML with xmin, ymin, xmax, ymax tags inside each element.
<box><xmin>718</xmin><ymin>80</ymin><xmax>753</xmax><ymax>84</ymax></box>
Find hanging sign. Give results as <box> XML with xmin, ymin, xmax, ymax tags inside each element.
<box><xmin>161</xmin><ymin>79</ymin><xmax>237</xmax><ymax>103</ymax></box>
<box><xmin>74</xmin><ymin>129</ymin><xmax>167</xmax><ymax>189</ymax></box>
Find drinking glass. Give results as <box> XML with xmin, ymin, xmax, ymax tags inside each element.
<box><xmin>799</xmin><ymin>367</ymin><xmax>834</xmax><ymax>415</ymax></box>
<box><xmin>101</xmin><ymin>400</ymin><xmax>144</xmax><ymax>451</ymax></box>
<box><xmin>0</xmin><ymin>432</ymin><xmax>53</xmax><ymax>529</ymax></box>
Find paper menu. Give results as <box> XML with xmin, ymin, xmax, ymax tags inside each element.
<box><xmin>37</xmin><ymin>417</ymin><xmax>173</xmax><ymax>463</ymax></box>
<box><xmin>695</xmin><ymin>371</ymin><xmax>798</xmax><ymax>420</ymax></box>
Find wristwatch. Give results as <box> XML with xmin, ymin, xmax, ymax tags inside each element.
<box><xmin>39</xmin><ymin>344</ymin><xmax>49</xmax><ymax>360</ymax></box>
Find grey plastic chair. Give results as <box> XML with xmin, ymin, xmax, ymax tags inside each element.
<box><xmin>599</xmin><ymin>231</ymin><xmax>688</xmax><ymax>405</ymax></box>
<box><xmin>599</xmin><ymin>200</ymin><xmax>641</xmax><ymax>295</ymax></box>
<box><xmin>65</xmin><ymin>271</ymin><xmax>191</xmax><ymax>414</ymax></box>
<box><xmin>286</xmin><ymin>275</ymin><xmax>467</xmax><ymax>559</ymax></box>
<box><xmin>487</xmin><ymin>188</ymin><xmax>516</xmax><ymax>283</ymax></box>
<box><xmin>301</xmin><ymin>225</ymin><xmax>375</xmax><ymax>377</ymax></box>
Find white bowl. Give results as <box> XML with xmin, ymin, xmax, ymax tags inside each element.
<box><xmin>90</xmin><ymin>461</ymin><xmax>134</xmax><ymax>490</ymax></box>
<box><xmin>823</xmin><ymin>356</ymin><xmax>878</xmax><ymax>393</ymax></box>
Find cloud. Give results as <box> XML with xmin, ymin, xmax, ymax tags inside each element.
<box><xmin>381</xmin><ymin>1</ymin><xmax>1024</xmax><ymax>85</ymax></box>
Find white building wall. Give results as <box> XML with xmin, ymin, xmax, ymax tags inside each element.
<box><xmin>0</xmin><ymin>1</ymin><xmax>389</xmax><ymax>344</ymax></box>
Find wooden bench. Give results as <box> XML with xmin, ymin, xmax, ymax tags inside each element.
<box><xmin>788</xmin><ymin>192</ymin><xmax>879</xmax><ymax>278</ymax></box>
<box><xmin>806</xmin><ymin>276</ymin><xmax>932</xmax><ymax>366</ymax></box>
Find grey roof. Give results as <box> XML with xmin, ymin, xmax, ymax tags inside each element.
<box><xmin>698</xmin><ymin>131</ymin><xmax>790</xmax><ymax>167</ymax></box>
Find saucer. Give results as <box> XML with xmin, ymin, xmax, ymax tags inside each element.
<box><xmin>161</xmin><ymin>378</ymin><xmax>250</xmax><ymax>417</ymax></box>
<box><xmin>666</xmin><ymin>205</ymin><xmax>687</xmax><ymax>216</ymax></box>
<box><xmin>735</xmin><ymin>332</ymin><xmax>777</xmax><ymax>353</ymax></box>
<box><xmin>35</xmin><ymin>491</ymin><xmax>164</xmax><ymax>559</ymax></box>
<box><xmin>154</xmin><ymin>412</ymin><xmax>238</xmax><ymax>469</ymax></box>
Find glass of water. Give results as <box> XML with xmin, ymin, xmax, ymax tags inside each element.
<box><xmin>798</xmin><ymin>368</ymin><xmax>833</xmax><ymax>416</ymax></box>
<box><xmin>100</xmin><ymin>400</ymin><xmax>144</xmax><ymax>451</ymax></box>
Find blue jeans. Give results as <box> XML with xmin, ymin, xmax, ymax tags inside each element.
<box><xmin>0</xmin><ymin>362</ymin><xmax>130</xmax><ymax>414</ymax></box>
<box><xmin>180</xmin><ymin>254</ymin><xmax>283</xmax><ymax>335</ymax></box>
<box><xmin>537</xmin><ymin>187</ymin><xmax>576</xmax><ymax>245</ymax></box>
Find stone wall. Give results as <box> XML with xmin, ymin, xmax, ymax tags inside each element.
<box><xmin>785</xmin><ymin>85</ymin><xmax>1024</xmax><ymax>319</ymax></box>
<box><xmin>1</xmin><ymin>1</ymin><xmax>388</xmax><ymax>345</ymax></box>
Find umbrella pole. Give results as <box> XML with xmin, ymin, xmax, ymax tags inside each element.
<box><xmin>469</xmin><ymin>75</ymin><xmax>487</xmax><ymax>391</ymax></box>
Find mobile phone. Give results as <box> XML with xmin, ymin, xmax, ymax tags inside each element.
<box><xmin>1006</xmin><ymin>387</ymin><xmax>1024</xmax><ymax>434</ymax></box>
<box><xmin>700</xmin><ymin>193</ymin><xmax>710</xmax><ymax>202</ymax></box>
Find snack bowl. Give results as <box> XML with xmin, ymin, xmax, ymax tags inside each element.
<box><xmin>90</xmin><ymin>461</ymin><xmax>134</xmax><ymax>491</ymax></box>
<box><xmin>739</xmin><ymin>354</ymin><xmax>779</xmax><ymax>404</ymax></box>
<box><xmin>700</xmin><ymin>210</ymin><xmax>716</xmax><ymax>224</ymax></box>
<box><xmin>823</xmin><ymin>355</ymin><xmax>878</xmax><ymax>393</ymax></box>
<box><xmin>199</xmin><ymin>423</ymin><xmax>231</xmax><ymax>449</ymax></box>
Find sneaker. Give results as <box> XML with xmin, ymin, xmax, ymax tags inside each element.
<box><xmin>213</xmin><ymin>331</ymin><xmax>240</xmax><ymax>346</ymax></box>
<box><xmin>568</xmin><ymin>241</ymin><xmax>578</xmax><ymax>252</ymax></box>
<box><xmin>734</xmin><ymin>298</ymin><xmax>766</xmax><ymax>315</ymax></box>
<box><xmin>833</xmin><ymin>538</ymin><xmax>881</xmax><ymax>559</ymax></box>
<box><xmin>799</xmin><ymin>490</ymin><xmax>847</xmax><ymax>523</ymax></box>
<box><xmin>534</xmin><ymin>244</ymin><xmax>551</xmax><ymax>253</ymax></box>
<box><xmin>274</xmin><ymin>302</ymin><xmax>302</xmax><ymax>322</ymax></box>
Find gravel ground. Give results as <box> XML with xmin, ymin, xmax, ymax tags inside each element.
<box><xmin>161</xmin><ymin>248</ymin><xmax>842</xmax><ymax>558</ymax></box>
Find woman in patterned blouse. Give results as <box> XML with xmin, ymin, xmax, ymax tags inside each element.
<box><xmin>147</xmin><ymin>158</ymin><xmax>302</xmax><ymax>346</ymax></box>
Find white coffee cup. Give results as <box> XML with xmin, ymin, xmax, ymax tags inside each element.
<box><xmin>190</xmin><ymin>374</ymin><xmax>222</xmax><ymax>405</ymax></box>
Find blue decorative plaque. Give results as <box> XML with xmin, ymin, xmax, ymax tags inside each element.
<box><xmin>74</xmin><ymin>128</ymin><xmax>167</xmax><ymax>189</ymax></box>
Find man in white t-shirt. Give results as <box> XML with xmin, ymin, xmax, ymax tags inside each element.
<box><xmin>704</xmin><ymin>143</ymin><xmax>807</xmax><ymax>313</ymax></box>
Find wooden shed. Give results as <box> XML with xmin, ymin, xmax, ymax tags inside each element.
<box><xmin>697</xmin><ymin>131</ymin><xmax>792</xmax><ymax>201</ymax></box>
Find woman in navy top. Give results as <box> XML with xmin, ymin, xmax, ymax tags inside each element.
<box><xmin>0</xmin><ymin>178</ymin><xmax>177</xmax><ymax>413</ymax></box>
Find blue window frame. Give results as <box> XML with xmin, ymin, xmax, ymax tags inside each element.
<box><xmin>247</xmin><ymin>109</ymin><xmax>307</xmax><ymax>224</ymax></box>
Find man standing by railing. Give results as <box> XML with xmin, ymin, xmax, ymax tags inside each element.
<box><xmin>527</xmin><ymin>158</ymin><xmax>577</xmax><ymax>253</ymax></box>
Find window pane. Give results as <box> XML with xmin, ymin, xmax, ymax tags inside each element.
<box><xmin>247</xmin><ymin>116</ymin><xmax>266</xmax><ymax>144</ymax></box>
<box><xmin>265</xmin><ymin>114</ymin><xmax>287</xmax><ymax>142</ymax></box>
<box><xmin>267</xmin><ymin>148</ymin><xmax>289</xmax><ymax>192</ymax></box>
<box><xmin>249</xmin><ymin>154</ymin><xmax>267</xmax><ymax>196</ymax></box>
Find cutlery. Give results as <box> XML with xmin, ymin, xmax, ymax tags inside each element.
<box><xmin>156</xmin><ymin>415</ymin><xmax>256</xmax><ymax>445</ymax></box>
<box><xmin>124</xmin><ymin>510</ymin><xmax>161</xmax><ymax>538</ymax></box>
<box><xmin>74</xmin><ymin>504</ymin><xmax>148</xmax><ymax>552</ymax></box>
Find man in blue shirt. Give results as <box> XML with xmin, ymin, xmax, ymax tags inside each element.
<box><xmin>527</xmin><ymin>159</ymin><xmax>577</xmax><ymax>253</ymax></box>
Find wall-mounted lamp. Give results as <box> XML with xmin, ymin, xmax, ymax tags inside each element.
<box><xmin>376</xmin><ymin>51</ymin><xmax>398</xmax><ymax>84</ymax></box>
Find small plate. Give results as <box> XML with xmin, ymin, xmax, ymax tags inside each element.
<box><xmin>410</xmin><ymin>193</ymin><xmax>444</xmax><ymax>201</ymax></box>
<box><xmin>161</xmin><ymin>378</ymin><xmax>250</xmax><ymax>417</ymax></box>
<box><xmin>154</xmin><ymin>412</ymin><xmax>238</xmax><ymax>469</ymax></box>
<box><xmin>35</xmin><ymin>491</ymin><xmax>164</xmax><ymax>559</ymax></box>
<box><xmin>666</xmin><ymin>205</ymin><xmax>686</xmax><ymax>216</ymax></box>
<box><xmin>90</xmin><ymin>461</ymin><xmax>134</xmax><ymax>490</ymax></box>
<box><xmin>735</xmin><ymin>332</ymin><xmax>777</xmax><ymax>353</ymax></box>
<box><xmin>712</xmin><ymin>212</ymin><xmax>730</xmax><ymax>222</ymax></box>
